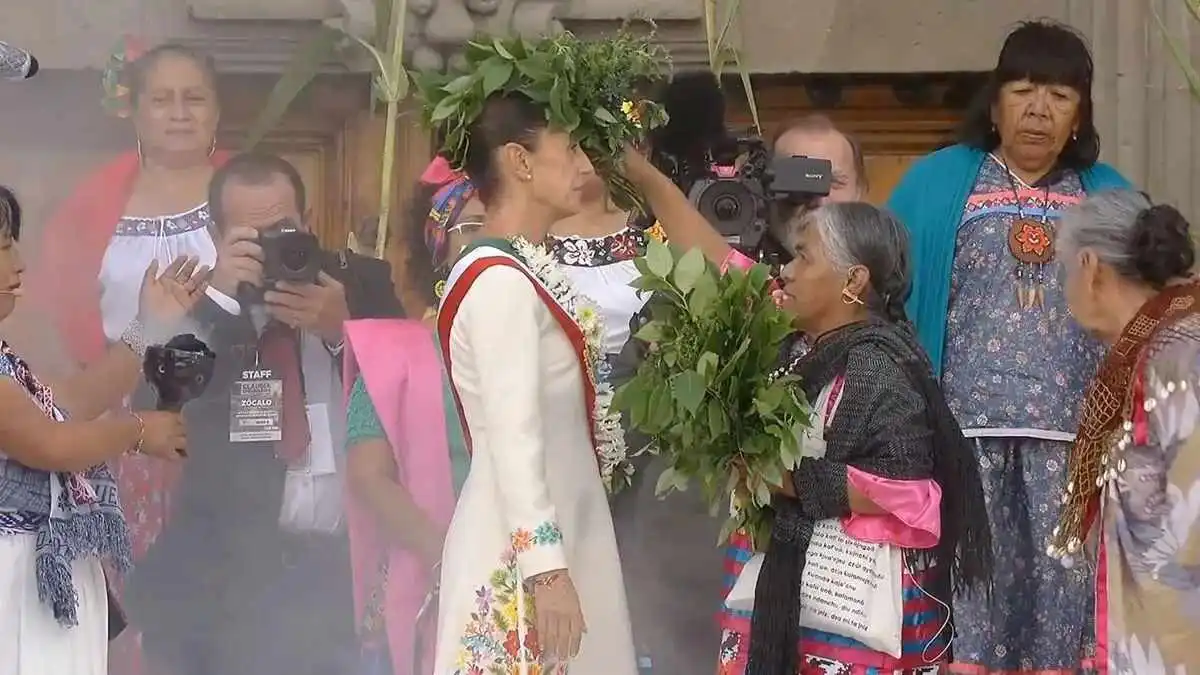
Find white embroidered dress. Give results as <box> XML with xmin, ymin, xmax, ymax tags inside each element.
<box><xmin>434</xmin><ymin>240</ymin><xmax>637</xmax><ymax>675</ymax></box>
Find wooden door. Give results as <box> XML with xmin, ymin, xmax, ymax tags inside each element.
<box><xmin>218</xmin><ymin>75</ymin><xmax>373</xmax><ymax>249</ymax></box>
<box><xmin>726</xmin><ymin>76</ymin><xmax>975</xmax><ymax>204</ymax></box>
<box><xmin>222</xmin><ymin>77</ymin><xmax>435</xmax><ymax>316</ymax></box>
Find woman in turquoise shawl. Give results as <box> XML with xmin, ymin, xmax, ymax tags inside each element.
<box><xmin>886</xmin><ymin>20</ymin><xmax>1129</xmax><ymax>674</ymax></box>
<box><xmin>342</xmin><ymin>163</ymin><xmax>474</xmax><ymax>675</ymax></box>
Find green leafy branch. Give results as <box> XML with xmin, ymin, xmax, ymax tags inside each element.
<box><xmin>413</xmin><ymin>29</ymin><xmax>670</xmax><ymax>212</ymax></box>
<box><xmin>613</xmin><ymin>240</ymin><xmax>810</xmax><ymax>548</ymax></box>
<box><xmin>242</xmin><ymin>0</ymin><xmax>409</xmax><ymax>259</ymax></box>
<box><xmin>703</xmin><ymin>0</ymin><xmax>761</xmax><ymax>134</ymax></box>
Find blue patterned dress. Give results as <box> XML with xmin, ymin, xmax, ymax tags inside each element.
<box><xmin>944</xmin><ymin>155</ymin><xmax>1102</xmax><ymax>673</ymax></box>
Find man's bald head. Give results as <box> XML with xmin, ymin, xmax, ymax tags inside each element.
<box><xmin>771</xmin><ymin>114</ymin><xmax>867</xmax><ymax>203</ymax></box>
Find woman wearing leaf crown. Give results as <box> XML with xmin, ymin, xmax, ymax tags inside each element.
<box><xmin>421</xmin><ymin>34</ymin><xmax>653</xmax><ymax>674</ymax></box>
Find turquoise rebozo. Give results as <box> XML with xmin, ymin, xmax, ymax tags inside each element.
<box><xmin>885</xmin><ymin>143</ymin><xmax>1131</xmax><ymax>376</ymax></box>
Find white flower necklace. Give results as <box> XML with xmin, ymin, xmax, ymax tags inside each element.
<box><xmin>510</xmin><ymin>235</ymin><xmax>633</xmax><ymax>493</ymax></box>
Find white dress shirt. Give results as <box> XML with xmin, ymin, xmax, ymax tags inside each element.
<box><xmin>205</xmin><ymin>286</ymin><xmax>345</xmax><ymax>535</ymax></box>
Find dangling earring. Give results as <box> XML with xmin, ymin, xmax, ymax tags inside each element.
<box><xmin>136</xmin><ymin>137</ymin><xmax>144</xmax><ymax>165</ymax></box>
<box><xmin>841</xmin><ymin>287</ymin><xmax>865</xmax><ymax>306</ymax></box>
<box><xmin>208</xmin><ymin>136</ymin><xmax>217</xmax><ymax>157</ymax></box>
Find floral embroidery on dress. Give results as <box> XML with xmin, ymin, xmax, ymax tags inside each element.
<box><xmin>546</xmin><ymin>223</ymin><xmax>655</xmax><ymax>268</ymax></box>
<box><xmin>511</xmin><ymin>521</ymin><xmax>564</xmax><ymax>552</ymax></box>
<box><xmin>453</xmin><ymin>547</ymin><xmax>569</xmax><ymax>675</ymax></box>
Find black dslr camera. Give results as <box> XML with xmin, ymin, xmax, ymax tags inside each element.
<box><xmin>143</xmin><ymin>333</ymin><xmax>216</xmax><ymax>414</ymax></box>
<box><xmin>260</xmin><ymin>218</ymin><xmax>321</xmax><ymax>286</ymax></box>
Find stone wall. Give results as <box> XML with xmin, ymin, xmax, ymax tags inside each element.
<box><xmin>4</xmin><ymin>0</ymin><xmax>1200</xmax><ymax>216</ymax></box>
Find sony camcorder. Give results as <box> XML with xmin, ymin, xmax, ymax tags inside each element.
<box><xmin>686</xmin><ymin>137</ymin><xmax>833</xmax><ymax>269</ymax></box>
<box><xmin>647</xmin><ymin>72</ymin><xmax>833</xmax><ymax>271</ymax></box>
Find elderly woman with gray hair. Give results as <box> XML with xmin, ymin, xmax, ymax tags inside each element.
<box><xmin>1050</xmin><ymin>189</ymin><xmax>1200</xmax><ymax>674</ymax></box>
<box><xmin>721</xmin><ymin>202</ymin><xmax>993</xmax><ymax>675</ymax></box>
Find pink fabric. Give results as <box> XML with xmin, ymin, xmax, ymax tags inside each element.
<box><xmin>1094</xmin><ymin>534</ymin><xmax>1110</xmax><ymax>674</ymax></box>
<box><xmin>343</xmin><ymin>319</ymin><xmax>458</xmax><ymax>675</ymax></box>
<box><xmin>721</xmin><ymin>248</ymin><xmax>786</xmax><ymax>306</ymax></box>
<box><xmin>420</xmin><ymin>155</ymin><xmax>462</xmax><ymax>186</ymax></box>
<box><xmin>842</xmin><ymin>468</ymin><xmax>941</xmax><ymax>549</ymax></box>
<box><xmin>721</xmin><ymin>248</ymin><xmax>756</xmax><ymax>273</ymax></box>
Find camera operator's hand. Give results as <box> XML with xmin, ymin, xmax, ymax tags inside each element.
<box><xmin>264</xmin><ymin>272</ymin><xmax>349</xmax><ymax>344</ymax></box>
<box><xmin>211</xmin><ymin>226</ymin><xmax>264</xmax><ymax>297</ymax></box>
<box><xmin>133</xmin><ymin>411</ymin><xmax>188</xmax><ymax>460</ymax></box>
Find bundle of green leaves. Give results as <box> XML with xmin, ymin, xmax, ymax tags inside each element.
<box><xmin>613</xmin><ymin>240</ymin><xmax>811</xmax><ymax>549</ymax></box>
<box><xmin>412</xmin><ymin>29</ymin><xmax>670</xmax><ymax>211</ymax></box>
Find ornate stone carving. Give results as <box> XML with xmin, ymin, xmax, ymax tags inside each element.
<box><xmin>180</xmin><ymin>0</ymin><xmax>698</xmax><ymax>74</ymax></box>
<box><xmin>402</xmin><ymin>0</ymin><xmax>569</xmax><ymax>72</ymax></box>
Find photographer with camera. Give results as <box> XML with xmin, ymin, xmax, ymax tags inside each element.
<box><xmin>128</xmin><ymin>152</ymin><xmax>403</xmax><ymax>675</ymax></box>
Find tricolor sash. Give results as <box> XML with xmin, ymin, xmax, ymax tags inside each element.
<box><xmin>437</xmin><ymin>238</ymin><xmax>600</xmax><ymax>462</ymax></box>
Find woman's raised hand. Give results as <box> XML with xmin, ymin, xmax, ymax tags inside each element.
<box><xmin>138</xmin><ymin>256</ymin><xmax>210</xmax><ymax>331</ymax></box>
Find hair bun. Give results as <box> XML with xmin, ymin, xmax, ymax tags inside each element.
<box><xmin>1131</xmin><ymin>204</ymin><xmax>1194</xmax><ymax>287</ymax></box>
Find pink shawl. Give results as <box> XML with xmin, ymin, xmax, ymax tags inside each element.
<box><xmin>343</xmin><ymin>319</ymin><xmax>458</xmax><ymax>675</ymax></box>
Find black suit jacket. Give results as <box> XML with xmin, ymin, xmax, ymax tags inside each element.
<box><xmin>126</xmin><ymin>249</ymin><xmax>403</xmax><ymax>640</ymax></box>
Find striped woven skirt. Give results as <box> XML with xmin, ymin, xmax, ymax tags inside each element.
<box><xmin>716</xmin><ymin>530</ymin><xmax>949</xmax><ymax>675</ymax></box>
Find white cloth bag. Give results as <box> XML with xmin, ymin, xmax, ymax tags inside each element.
<box><xmin>724</xmin><ymin>376</ymin><xmax>905</xmax><ymax>657</ymax></box>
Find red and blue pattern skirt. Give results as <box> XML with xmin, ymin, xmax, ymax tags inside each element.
<box><xmin>716</xmin><ymin>530</ymin><xmax>949</xmax><ymax>675</ymax></box>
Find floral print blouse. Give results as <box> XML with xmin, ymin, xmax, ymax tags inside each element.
<box><xmin>940</xmin><ymin>155</ymin><xmax>1103</xmax><ymax>437</ymax></box>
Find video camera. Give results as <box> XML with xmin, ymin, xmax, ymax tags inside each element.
<box><xmin>648</xmin><ymin>72</ymin><xmax>833</xmax><ymax>270</ymax></box>
<box><xmin>687</xmin><ymin>140</ymin><xmax>832</xmax><ymax>268</ymax></box>
<box><xmin>259</xmin><ymin>218</ymin><xmax>321</xmax><ymax>286</ymax></box>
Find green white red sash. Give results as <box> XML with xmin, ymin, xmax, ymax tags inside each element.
<box><xmin>437</xmin><ymin>239</ymin><xmax>600</xmax><ymax>462</ymax></box>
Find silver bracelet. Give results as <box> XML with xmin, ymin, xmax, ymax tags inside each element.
<box><xmin>120</xmin><ymin>320</ymin><xmax>148</xmax><ymax>359</ymax></box>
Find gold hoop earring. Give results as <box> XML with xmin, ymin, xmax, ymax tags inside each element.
<box><xmin>841</xmin><ymin>287</ymin><xmax>865</xmax><ymax>306</ymax></box>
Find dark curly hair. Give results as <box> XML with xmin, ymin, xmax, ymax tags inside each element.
<box><xmin>959</xmin><ymin>20</ymin><xmax>1100</xmax><ymax>171</ymax></box>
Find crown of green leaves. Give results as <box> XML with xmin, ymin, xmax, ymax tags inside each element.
<box><xmin>412</xmin><ymin>29</ymin><xmax>670</xmax><ymax>211</ymax></box>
